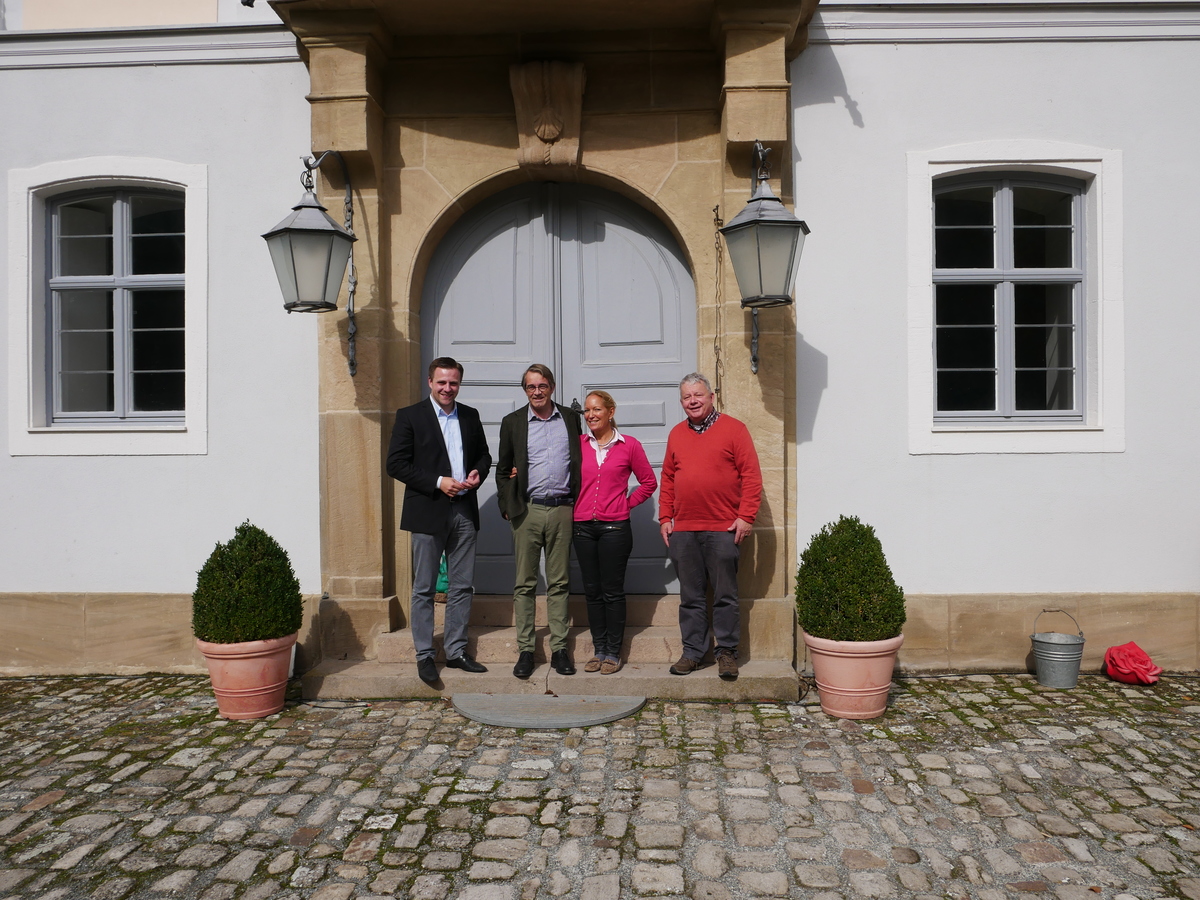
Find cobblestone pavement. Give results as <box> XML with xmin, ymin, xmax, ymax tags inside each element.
<box><xmin>2</xmin><ymin>674</ymin><xmax>1199</xmax><ymax>900</ymax></box>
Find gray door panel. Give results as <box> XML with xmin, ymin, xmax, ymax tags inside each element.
<box><xmin>422</xmin><ymin>183</ymin><xmax>696</xmax><ymax>594</ymax></box>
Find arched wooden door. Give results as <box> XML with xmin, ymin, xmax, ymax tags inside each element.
<box><xmin>422</xmin><ymin>182</ymin><xmax>697</xmax><ymax>594</ymax></box>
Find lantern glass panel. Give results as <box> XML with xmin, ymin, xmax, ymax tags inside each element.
<box><xmin>290</xmin><ymin>231</ymin><xmax>337</xmax><ymax>305</ymax></box>
<box><xmin>321</xmin><ymin>233</ymin><xmax>354</xmax><ymax>308</ymax></box>
<box><xmin>265</xmin><ymin>233</ymin><xmax>299</xmax><ymax>306</ymax></box>
<box><xmin>723</xmin><ymin>226</ymin><xmax>763</xmax><ymax>299</ymax></box>
<box><xmin>757</xmin><ymin>225</ymin><xmax>800</xmax><ymax>297</ymax></box>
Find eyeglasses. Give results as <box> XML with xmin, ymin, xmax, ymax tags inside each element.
<box><xmin>523</xmin><ymin>383</ymin><xmax>552</xmax><ymax>394</ymax></box>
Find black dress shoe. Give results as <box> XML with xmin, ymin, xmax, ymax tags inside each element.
<box><xmin>445</xmin><ymin>655</ymin><xmax>487</xmax><ymax>673</ymax></box>
<box><xmin>551</xmin><ymin>649</ymin><xmax>576</xmax><ymax>676</ymax></box>
<box><xmin>513</xmin><ymin>651</ymin><xmax>535</xmax><ymax>679</ymax></box>
<box><xmin>417</xmin><ymin>658</ymin><xmax>438</xmax><ymax>686</ymax></box>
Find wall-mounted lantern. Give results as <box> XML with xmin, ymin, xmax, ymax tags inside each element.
<box><xmin>262</xmin><ymin>151</ymin><xmax>358</xmax><ymax>375</ymax></box>
<box><xmin>719</xmin><ymin>140</ymin><xmax>810</xmax><ymax>372</ymax></box>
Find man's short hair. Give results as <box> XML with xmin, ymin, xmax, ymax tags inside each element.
<box><xmin>429</xmin><ymin>357</ymin><xmax>464</xmax><ymax>380</ymax></box>
<box><xmin>522</xmin><ymin>363</ymin><xmax>556</xmax><ymax>388</ymax></box>
<box><xmin>679</xmin><ymin>372</ymin><xmax>713</xmax><ymax>394</ymax></box>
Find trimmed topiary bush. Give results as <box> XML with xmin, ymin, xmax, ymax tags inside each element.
<box><xmin>193</xmin><ymin>521</ymin><xmax>302</xmax><ymax>644</ymax></box>
<box><xmin>796</xmin><ymin>515</ymin><xmax>905</xmax><ymax>642</ymax></box>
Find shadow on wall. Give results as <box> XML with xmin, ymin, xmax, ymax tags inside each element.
<box><xmin>793</xmin><ymin>41</ymin><xmax>864</xmax><ymax>129</ymax></box>
<box><xmin>797</xmin><ymin>332</ymin><xmax>828</xmax><ymax>445</ymax></box>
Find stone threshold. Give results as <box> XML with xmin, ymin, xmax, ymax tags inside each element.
<box><xmin>301</xmin><ymin>658</ymin><xmax>801</xmax><ymax>703</ymax></box>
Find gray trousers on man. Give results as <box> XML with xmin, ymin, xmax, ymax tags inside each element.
<box><xmin>410</xmin><ymin>504</ymin><xmax>477</xmax><ymax>662</ymax></box>
<box><xmin>668</xmin><ymin>530</ymin><xmax>740</xmax><ymax>660</ymax></box>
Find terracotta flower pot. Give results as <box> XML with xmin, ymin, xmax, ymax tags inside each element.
<box><xmin>803</xmin><ymin>631</ymin><xmax>904</xmax><ymax>720</ymax></box>
<box><xmin>196</xmin><ymin>633</ymin><xmax>297</xmax><ymax>720</ymax></box>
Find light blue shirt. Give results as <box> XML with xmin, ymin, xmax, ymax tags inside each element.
<box><xmin>431</xmin><ymin>395</ymin><xmax>466</xmax><ymax>490</ymax></box>
<box><xmin>526</xmin><ymin>405</ymin><xmax>571</xmax><ymax>499</ymax></box>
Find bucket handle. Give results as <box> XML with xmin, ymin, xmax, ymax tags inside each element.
<box><xmin>1032</xmin><ymin>607</ymin><xmax>1083</xmax><ymax>638</ymax></box>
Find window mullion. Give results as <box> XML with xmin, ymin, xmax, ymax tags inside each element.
<box><xmin>996</xmin><ymin>282</ymin><xmax>1015</xmax><ymax>416</ymax></box>
<box><xmin>113</xmin><ymin>194</ymin><xmax>130</xmax><ymax>418</ymax></box>
<box><xmin>996</xmin><ymin>183</ymin><xmax>1014</xmax><ymax>416</ymax></box>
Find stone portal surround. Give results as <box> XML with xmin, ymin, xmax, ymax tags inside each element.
<box><xmin>281</xmin><ymin>1</ymin><xmax>816</xmax><ymax>674</ymax></box>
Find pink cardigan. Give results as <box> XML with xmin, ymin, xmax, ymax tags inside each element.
<box><xmin>574</xmin><ymin>433</ymin><xmax>657</xmax><ymax>522</ymax></box>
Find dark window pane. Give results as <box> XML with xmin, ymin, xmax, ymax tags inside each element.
<box><xmin>935</xmin><ymin>187</ymin><xmax>993</xmax><ymax>226</ymax></box>
<box><xmin>936</xmin><ymin>284</ymin><xmax>994</xmax><ymax>325</ymax></box>
<box><xmin>1013</xmin><ymin>187</ymin><xmax>1072</xmax><ymax>226</ymax></box>
<box><xmin>61</xmin><ymin>373</ymin><xmax>114</xmax><ymax>412</ymax></box>
<box><xmin>935</xmin><ymin>228</ymin><xmax>993</xmax><ymax>268</ymax></box>
<box><xmin>1014</xmin><ymin>227</ymin><xmax>1072</xmax><ymax>268</ymax></box>
<box><xmin>132</xmin><ymin>235</ymin><xmax>185</xmax><ymax>275</ymax></box>
<box><xmin>133</xmin><ymin>332</ymin><xmax>185</xmax><ymax>371</ymax></box>
<box><xmin>1016</xmin><ymin>326</ymin><xmax>1074</xmax><ymax>367</ymax></box>
<box><xmin>61</xmin><ymin>331</ymin><xmax>113</xmax><ymax>371</ymax></box>
<box><xmin>937</xmin><ymin>327</ymin><xmax>995</xmax><ymax>368</ymax></box>
<box><xmin>1015</xmin><ymin>283</ymin><xmax>1073</xmax><ymax>324</ymax></box>
<box><xmin>59</xmin><ymin>236</ymin><xmax>113</xmax><ymax>276</ymax></box>
<box><xmin>132</xmin><ymin>373</ymin><xmax>185</xmax><ymax>411</ymax></box>
<box><xmin>59</xmin><ymin>198</ymin><xmax>113</xmax><ymax>236</ymax></box>
<box><xmin>1016</xmin><ymin>369</ymin><xmax>1073</xmax><ymax>411</ymax></box>
<box><xmin>937</xmin><ymin>371</ymin><xmax>995</xmax><ymax>411</ymax></box>
<box><xmin>131</xmin><ymin>195</ymin><xmax>184</xmax><ymax>234</ymax></box>
<box><xmin>59</xmin><ymin>290</ymin><xmax>113</xmax><ymax>330</ymax></box>
<box><xmin>132</xmin><ymin>290</ymin><xmax>185</xmax><ymax>328</ymax></box>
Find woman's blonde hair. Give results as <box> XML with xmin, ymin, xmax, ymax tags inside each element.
<box><xmin>586</xmin><ymin>390</ymin><xmax>617</xmax><ymax>428</ymax></box>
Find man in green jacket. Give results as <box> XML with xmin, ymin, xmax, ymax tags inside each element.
<box><xmin>496</xmin><ymin>364</ymin><xmax>582</xmax><ymax>679</ymax></box>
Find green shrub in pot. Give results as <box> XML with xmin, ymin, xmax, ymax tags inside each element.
<box><xmin>193</xmin><ymin>521</ymin><xmax>302</xmax><ymax>644</ymax></box>
<box><xmin>796</xmin><ymin>514</ymin><xmax>905</xmax><ymax>643</ymax></box>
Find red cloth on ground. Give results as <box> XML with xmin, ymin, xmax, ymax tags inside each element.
<box><xmin>1103</xmin><ymin>641</ymin><xmax>1163</xmax><ymax>685</ymax></box>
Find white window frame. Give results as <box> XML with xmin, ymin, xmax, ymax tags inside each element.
<box><xmin>933</xmin><ymin>173</ymin><xmax>1085</xmax><ymax>422</ymax></box>
<box><xmin>907</xmin><ymin>141</ymin><xmax>1124</xmax><ymax>454</ymax></box>
<box><xmin>7</xmin><ymin>158</ymin><xmax>208</xmax><ymax>456</ymax></box>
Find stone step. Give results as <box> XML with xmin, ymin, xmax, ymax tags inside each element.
<box><xmin>377</xmin><ymin>624</ymin><xmax>686</xmax><ymax>664</ymax></box>
<box><xmin>301</xmin><ymin>657</ymin><xmax>801</xmax><ymax>703</ymax></box>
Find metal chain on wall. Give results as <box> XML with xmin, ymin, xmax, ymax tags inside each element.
<box><xmin>712</xmin><ymin>205</ymin><xmax>725</xmax><ymax>409</ymax></box>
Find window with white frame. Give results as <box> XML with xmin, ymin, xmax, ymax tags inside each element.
<box><xmin>906</xmin><ymin>142</ymin><xmax>1123</xmax><ymax>455</ymax></box>
<box><xmin>8</xmin><ymin>158</ymin><xmax>208</xmax><ymax>456</ymax></box>
<box><xmin>48</xmin><ymin>190</ymin><xmax>185</xmax><ymax>423</ymax></box>
<box><xmin>933</xmin><ymin>175</ymin><xmax>1083</xmax><ymax>421</ymax></box>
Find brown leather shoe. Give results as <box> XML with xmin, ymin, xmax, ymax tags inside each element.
<box><xmin>716</xmin><ymin>650</ymin><xmax>739</xmax><ymax>681</ymax></box>
<box><xmin>669</xmin><ymin>656</ymin><xmax>704</xmax><ymax>675</ymax></box>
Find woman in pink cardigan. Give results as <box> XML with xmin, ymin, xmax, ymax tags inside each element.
<box><xmin>573</xmin><ymin>390</ymin><xmax>657</xmax><ymax>674</ymax></box>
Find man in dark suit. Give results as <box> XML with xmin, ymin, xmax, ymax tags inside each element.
<box><xmin>497</xmin><ymin>363</ymin><xmax>582</xmax><ymax>679</ymax></box>
<box><xmin>387</xmin><ymin>357</ymin><xmax>492</xmax><ymax>686</ymax></box>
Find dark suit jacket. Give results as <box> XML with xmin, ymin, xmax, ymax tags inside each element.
<box><xmin>386</xmin><ymin>398</ymin><xmax>492</xmax><ymax>534</ymax></box>
<box><xmin>496</xmin><ymin>402</ymin><xmax>583</xmax><ymax>521</ymax></box>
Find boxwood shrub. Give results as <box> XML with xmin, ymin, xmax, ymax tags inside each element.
<box><xmin>193</xmin><ymin>521</ymin><xmax>302</xmax><ymax>644</ymax></box>
<box><xmin>796</xmin><ymin>515</ymin><xmax>905</xmax><ymax>642</ymax></box>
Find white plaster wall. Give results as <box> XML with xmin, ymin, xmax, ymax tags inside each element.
<box><xmin>0</xmin><ymin>46</ymin><xmax>321</xmax><ymax>592</ymax></box>
<box><xmin>791</xmin><ymin>33</ymin><xmax>1200</xmax><ymax>593</ymax></box>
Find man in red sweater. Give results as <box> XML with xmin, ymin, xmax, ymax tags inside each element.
<box><xmin>659</xmin><ymin>373</ymin><xmax>763</xmax><ymax>681</ymax></box>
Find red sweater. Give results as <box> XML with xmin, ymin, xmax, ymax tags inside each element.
<box><xmin>658</xmin><ymin>415</ymin><xmax>762</xmax><ymax>531</ymax></box>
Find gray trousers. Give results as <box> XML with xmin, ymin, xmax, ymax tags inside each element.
<box><xmin>668</xmin><ymin>530</ymin><xmax>740</xmax><ymax>660</ymax></box>
<box><xmin>410</xmin><ymin>504</ymin><xmax>477</xmax><ymax>662</ymax></box>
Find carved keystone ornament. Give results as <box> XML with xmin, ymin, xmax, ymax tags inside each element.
<box><xmin>510</xmin><ymin>61</ymin><xmax>586</xmax><ymax>167</ymax></box>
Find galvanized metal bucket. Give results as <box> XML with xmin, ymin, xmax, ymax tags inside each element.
<box><xmin>1030</xmin><ymin>608</ymin><xmax>1085</xmax><ymax>688</ymax></box>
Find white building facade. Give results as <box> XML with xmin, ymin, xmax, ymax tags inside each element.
<box><xmin>3</xmin><ymin>0</ymin><xmax>1198</xmax><ymax>680</ymax></box>
<box><xmin>1</xmin><ymin>0</ymin><xmax>321</xmax><ymax>672</ymax></box>
<box><xmin>793</xmin><ymin>0</ymin><xmax>1200</xmax><ymax>669</ymax></box>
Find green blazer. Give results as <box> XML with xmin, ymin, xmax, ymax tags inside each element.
<box><xmin>496</xmin><ymin>402</ymin><xmax>583</xmax><ymax>521</ymax></box>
